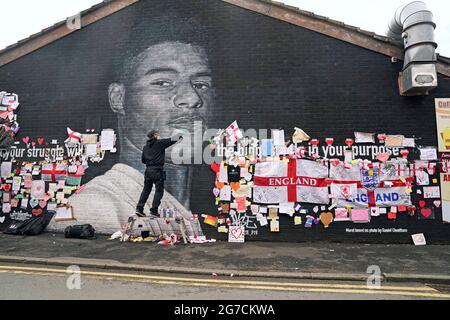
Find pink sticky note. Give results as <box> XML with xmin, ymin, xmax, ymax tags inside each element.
<box><xmin>351</xmin><ymin>209</ymin><xmax>369</xmax><ymax>222</ymax></box>
<box><xmin>76</xmin><ymin>165</ymin><xmax>85</xmax><ymax>175</ymax></box>
<box><xmin>388</xmin><ymin>211</ymin><xmax>397</xmax><ymax>220</ymax></box>
<box><xmin>235</xmin><ymin>197</ymin><xmax>247</xmax><ymax>213</ymax></box>
<box><xmin>334</xmin><ymin>208</ymin><xmax>349</xmax><ymax>221</ymax></box>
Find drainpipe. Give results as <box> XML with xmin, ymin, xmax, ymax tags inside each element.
<box><xmin>387</xmin><ymin>1</ymin><xmax>438</xmax><ymax>96</ymax></box>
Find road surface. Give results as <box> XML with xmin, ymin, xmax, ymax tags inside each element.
<box><xmin>0</xmin><ymin>263</ymin><xmax>449</xmax><ymax>300</ymax></box>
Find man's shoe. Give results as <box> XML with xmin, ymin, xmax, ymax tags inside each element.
<box><xmin>149</xmin><ymin>209</ymin><xmax>160</xmax><ymax>218</ymax></box>
<box><xmin>135</xmin><ymin>211</ymin><xmax>147</xmax><ymax>217</ymax></box>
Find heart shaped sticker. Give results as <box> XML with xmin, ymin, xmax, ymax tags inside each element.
<box><xmin>320</xmin><ymin>212</ymin><xmax>334</xmax><ymax>228</ymax></box>
<box><xmin>376</xmin><ymin>152</ymin><xmax>390</xmax><ymax>163</ymax></box>
<box><xmin>420</xmin><ymin>208</ymin><xmax>432</xmax><ymax>218</ymax></box>
<box><xmin>433</xmin><ymin>200</ymin><xmax>441</xmax><ymax>208</ymax></box>
<box><xmin>215</xmin><ymin>181</ymin><xmax>225</xmax><ymax>189</ymax></box>
<box><xmin>29</xmin><ymin>198</ymin><xmax>39</xmax><ymax>208</ymax></box>
<box><xmin>230</xmin><ymin>182</ymin><xmax>240</xmax><ymax>191</ymax></box>
<box><xmin>210</xmin><ymin>163</ymin><xmax>221</xmax><ymax>173</ymax></box>
<box><xmin>32</xmin><ymin>208</ymin><xmax>43</xmax><ymax>217</ymax></box>
<box><xmin>330</xmin><ymin>159</ymin><xmax>340</xmax><ymax>167</ymax></box>
<box><xmin>39</xmin><ymin>200</ymin><xmax>47</xmax><ymax>208</ymax></box>
<box><xmin>419</xmin><ymin>200</ymin><xmax>426</xmax><ymax>208</ymax></box>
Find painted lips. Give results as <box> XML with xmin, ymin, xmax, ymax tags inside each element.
<box><xmin>168</xmin><ymin>116</ymin><xmax>207</xmax><ymax>134</ymax></box>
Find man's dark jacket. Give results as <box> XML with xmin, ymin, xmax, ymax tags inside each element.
<box><xmin>141</xmin><ymin>138</ymin><xmax>179</xmax><ymax>169</ymax></box>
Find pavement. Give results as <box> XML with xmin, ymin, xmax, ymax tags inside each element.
<box><xmin>0</xmin><ymin>232</ymin><xmax>449</xmax><ymax>283</ymax></box>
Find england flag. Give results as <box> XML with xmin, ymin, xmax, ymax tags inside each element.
<box><xmin>253</xmin><ymin>159</ymin><xmax>329</xmax><ymax>204</ymax></box>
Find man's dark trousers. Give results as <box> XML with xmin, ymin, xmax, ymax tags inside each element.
<box><xmin>137</xmin><ymin>167</ymin><xmax>165</xmax><ymax>214</ymax></box>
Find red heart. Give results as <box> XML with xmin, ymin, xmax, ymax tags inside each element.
<box><xmin>32</xmin><ymin>208</ymin><xmax>43</xmax><ymax>216</ymax></box>
<box><xmin>22</xmin><ymin>136</ymin><xmax>30</xmax><ymax>144</ymax></box>
<box><xmin>230</xmin><ymin>227</ymin><xmax>243</xmax><ymax>240</ymax></box>
<box><xmin>400</xmin><ymin>149</ymin><xmax>409</xmax><ymax>157</ymax></box>
<box><xmin>419</xmin><ymin>200</ymin><xmax>426</xmax><ymax>208</ymax></box>
<box><xmin>420</xmin><ymin>208</ymin><xmax>432</xmax><ymax>218</ymax></box>
<box><xmin>345</xmin><ymin>138</ymin><xmax>354</xmax><ymax>147</ymax></box>
<box><xmin>37</xmin><ymin>138</ymin><xmax>44</xmax><ymax>145</ymax></box>
<box><xmin>210</xmin><ymin>163</ymin><xmax>221</xmax><ymax>173</ymax></box>
<box><xmin>3</xmin><ymin>184</ymin><xmax>11</xmax><ymax>192</ymax></box>
<box><xmin>331</xmin><ymin>159</ymin><xmax>340</xmax><ymax>166</ymax></box>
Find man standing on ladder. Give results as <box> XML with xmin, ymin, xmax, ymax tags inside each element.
<box><xmin>136</xmin><ymin>130</ymin><xmax>183</xmax><ymax>217</ymax></box>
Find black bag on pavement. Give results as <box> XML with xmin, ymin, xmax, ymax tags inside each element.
<box><xmin>3</xmin><ymin>220</ymin><xmax>29</xmax><ymax>235</ymax></box>
<box><xmin>64</xmin><ymin>224</ymin><xmax>96</xmax><ymax>239</ymax></box>
<box><xmin>4</xmin><ymin>212</ymin><xmax>54</xmax><ymax>236</ymax></box>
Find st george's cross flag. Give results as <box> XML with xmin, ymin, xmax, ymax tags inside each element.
<box><xmin>225</xmin><ymin>121</ymin><xmax>243</xmax><ymax>144</ymax></box>
<box><xmin>329</xmin><ymin>160</ymin><xmax>412</xmax><ymax>208</ymax></box>
<box><xmin>252</xmin><ymin>159</ymin><xmax>329</xmax><ymax>204</ymax></box>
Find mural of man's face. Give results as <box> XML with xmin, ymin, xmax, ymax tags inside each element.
<box><xmin>109</xmin><ymin>41</ymin><xmax>214</xmax><ymax>163</ymax></box>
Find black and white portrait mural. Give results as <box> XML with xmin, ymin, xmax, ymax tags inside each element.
<box><xmin>1</xmin><ymin>0</ymin><xmax>449</xmax><ymax>243</ymax></box>
<box><xmin>68</xmin><ymin>15</ymin><xmax>216</xmax><ymax>231</ymax></box>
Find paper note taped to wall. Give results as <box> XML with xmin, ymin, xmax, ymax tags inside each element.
<box><xmin>419</xmin><ymin>147</ymin><xmax>437</xmax><ymax>161</ymax></box>
<box><xmin>272</xmin><ymin>129</ymin><xmax>285</xmax><ymax>146</ymax></box>
<box><xmin>354</xmin><ymin>132</ymin><xmax>375</xmax><ymax>144</ymax></box>
<box><xmin>100</xmin><ymin>129</ymin><xmax>115</xmax><ymax>151</ymax></box>
<box><xmin>423</xmin><ymin>186</ymin><xmax>441</xmax><ymax>199</ymax></box>
<box><xmin>403</xmin><ymin>138</ymin><xmax>415</xmax><ymax>148</ymax></box>
<box><xmin>228</xmin><ymin>226</ymin><xmax>245</xmax><ymax>243</ymax></box>
<box><xmin>385</xmin><ymin>135</ymin><xmax>404</xmax><ymax>147</ymax></box>
<box><xmin>261</xmin><ymin>139</ymin><xmax>273</xmax><ymax>157</ymax></box>
<box><xmin>1</xmin><ymin>161</ymin><xmax>12</xmax><ymax>178</ymax></box>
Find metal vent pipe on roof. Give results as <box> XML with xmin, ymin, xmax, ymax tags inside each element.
<box><xmin>387</xmin><ymin>1</ymin><xmax>438</xmax><ymax>95</ymax></box>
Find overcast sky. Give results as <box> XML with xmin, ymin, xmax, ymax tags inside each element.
<box><xmin>0</xmin><ymin>0</ymin><xmax>449</xmax><ymax>56</ymax></box>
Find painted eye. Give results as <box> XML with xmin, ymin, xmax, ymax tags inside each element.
<box><xmin>152</xmin><ymin>80</ymin><xmax>172</xmax><ymax>87</ymax></box>
<box><xmin>193</xmin><ymin>82</ymin><xmax>210</xmax><ymax>90</ymax></box>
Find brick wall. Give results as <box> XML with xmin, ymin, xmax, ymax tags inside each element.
<box><xmin>1</xmin><ymin>0</ymin><xmax>450</xmax><ymax>242</ymax></box>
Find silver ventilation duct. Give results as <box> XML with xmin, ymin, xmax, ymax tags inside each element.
<box><xmin>387</xmin><ymin>1</ymin><xmax>438</xmax><ymax>96</ymax></box>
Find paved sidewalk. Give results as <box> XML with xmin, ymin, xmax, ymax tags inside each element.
<box><xmin>0</xmin><ymin>233</ymin><xmax>449</xmax><ymax>282</ymax></box>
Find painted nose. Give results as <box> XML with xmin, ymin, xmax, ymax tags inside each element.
<box><xmin>174</xmin><ymin>83</ymin><xmax>203</xmax><ymax>109</ymax></box>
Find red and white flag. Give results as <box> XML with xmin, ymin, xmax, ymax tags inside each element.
<box><xmin>41</xmin><ymin>163</ymin><xmax>68</xmax><ymax>182</ymax></box>
<box><xmin>330</xmin><ymin>161</ymin><xmax>412</xmax><ymax>208</ymax></box>
<box><xmin>225</xmin><ymin>121</ymin><xmax>243</xmax><ymax>144</ymax></box>
<box><xmin>65</xmin><ymin>127</ymin><xmax>82</xmax><ymax>145</ymax></box>
<box><xmin>253</xmin><ymin>159</ymin><xmax>329</xmax><ymax>204</ymax></box>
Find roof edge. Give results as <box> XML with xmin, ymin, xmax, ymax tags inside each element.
<box><xmin>0</xmin><ymin>0</ymin><xmax>138</xmax><ymax>67</ymax></box>
<box><xmin>222</xmin><ymin>0</ymin><xmax>450</xmax><ymax>77</ymax></box>
<box><xmin>0</xmin><ymin>0</ymin><xmax>449</xmax><ymax>77</ymax></box>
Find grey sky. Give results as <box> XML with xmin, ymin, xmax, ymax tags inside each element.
<box><xmin>0</xmin><ymin>0</ymin><xmax>448</xmax><ymax>56</ymax></box>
